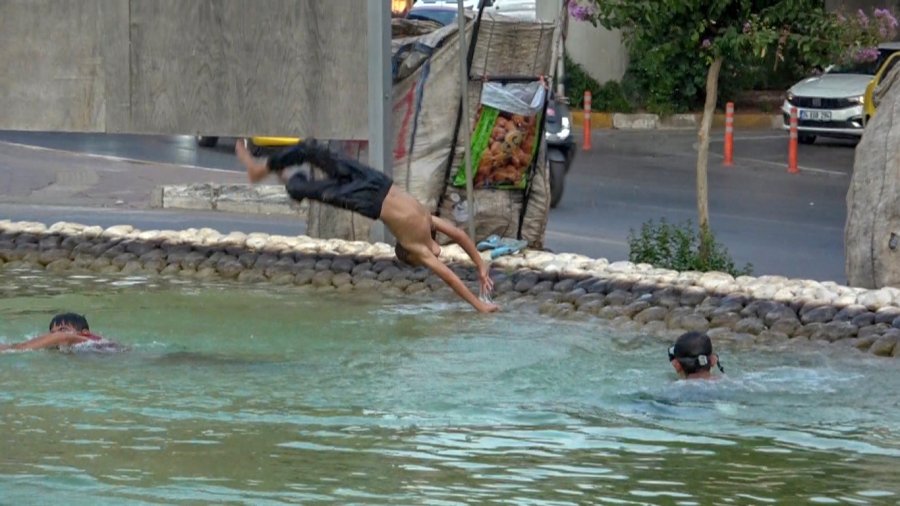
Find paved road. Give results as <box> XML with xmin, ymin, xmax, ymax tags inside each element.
<box><xmin>0</xmin><ymin>129</ymin><xmax>857</xmax><ymax>282</ymax></box>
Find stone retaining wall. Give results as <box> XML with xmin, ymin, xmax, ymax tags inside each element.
<box><xmin>1</xmin><ymin>219</ymin><xmax>898</xmax><ymax>358</ymax></box>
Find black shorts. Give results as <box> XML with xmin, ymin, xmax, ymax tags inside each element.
<box><xmin>271</xmin><ymin>142</ymin><xmax>394</xmax><ymax>220</ymax></box>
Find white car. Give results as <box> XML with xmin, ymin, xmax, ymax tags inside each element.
<box><xmin>779</xmin><ymin>42</ymin><xmax>900</xmax><ymax>144</ymax></box>
<box><xmin>781</xmin><ymin>62</ymin><xmax>875</xmax><ymax>143</ymax></box>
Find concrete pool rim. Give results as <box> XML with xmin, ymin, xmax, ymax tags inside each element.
<box><xmin>1</xmin><ymin>219</ymin><xmax>898</xmax><ymax>359</ymax></box>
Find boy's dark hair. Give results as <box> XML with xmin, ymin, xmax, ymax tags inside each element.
<box><xmin>669</xmin><ymin>331</ymin><xmax>713</xmax><ymax>374</ymax></box>
<box><xmin>49</xmin><ymin>313</ymin><xmax>90</xmax><ymax>332</ymax></box>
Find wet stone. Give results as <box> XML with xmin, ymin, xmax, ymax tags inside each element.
<box><xmin>854</xmin><ymin>335</ymin><xmax>879</xmax><ymax>352</ymax></box>
<box><xmin>238</xmin><ymin>252</ymin><xmax>259</xmax><ymax>268</ymax></box>
<box><xmin>858</xmin><ymin>323</ymin><xmax>889</xmax><ymax>339</ymax></box>
<box><xmin>623</xmin><ymin>300</ymin><xmax>651</xmax><ymax>318</ymax></box>
<box><xmin>391</xmin><ymin>278</ymin><xmax>412</xmax><ymax>290</ymax></box>
<box><xmin>734</xmin><ymin>317</ymin><xmax>765</xmax><ymax>335</ymax></box>
<box><xmin>141</xmin><ymin>259</ymin><xmax>165</xmax><ymax>273</ymax></box>
<box><xmin>529</xmin><ymin>280</ymin><xmax>554</xmax><ymax>295</ymax></box>
<box><xmin>101</xmin><ymin>244</ymin><xmax>126</xmax><ymax>259</ymax></box>
<box><xmin>869</xmin><ymin>335</ymin><xmax>899</xmax><ymax>357</ymax></box>
<box><xmin>293</xmin><ymin>256</ymin><xmax>316</xmax><ymax>270</ymax></box>
<box><xmin>182</xmin><ymin>251</ymin><xmax>208</xmax><ymax>269</ymax></box>
<box><xmin>834</xmin><ymin>304</ymin><xmax>868</xmax><ymax>322</ymax></box>
<box><xmin>611</xmin><ymin>278</ymin><xmax>635</xmax><ymax>292</ymax></box>
<box><xmin>332</xmin><ymin>272</ymin><xmax>352</xmax><ymax>287</ymax></box>
<box><xmin>354</xmin><ymin>279</ymin><xmax>381</xmax><ymax>290</ymax></box>
<box><xmin>312</xmin><ymin>271</ymin><xmax>334</xmax><ymax>287</ymax></box>
<box><xmin>680</xmin><ymin>286</ymin><xmax>707</xmax><ymax>306</ymax></box>
<box><xmin>38</xmin><ymin>235</ymin><xmax>62</xmax><ymax>250</ymax></box>
<box><xmin>770</xmin><ymin>318</ymin><xmax>801</xmax><ymax>336</ymax></box>
<box><xmin>588</xmin><ymin>279</ymin><xmax>613</xmax><ymax>295</ymax></box>
<box><xmin>756</xmin><ymin>330</ymin><xmax>789</xmax><ymax>344</ymax></box>
<box><xmin>372</xmin><ymin>260</ymin><xmax>396</xmax><ymax>273</ymax></box>
<box><xmin>634</xmin><ymin>306</ymin><xmax>667</xmax><ymax>324</ymax></box>
<box><xmin>139</xmin><ymin>249</ymin><xmax>166</xmax><ymax>263</ymax></box>
<box><xmin>112</xmin><ymin>253</ymin><xmax>138</xmax><ymax>268</ymax></box>
<box><xmin>813</xmin><ymin>321</ymin><xmax>858</xmax><ymax>342</ymax></box>
<box><xmin>121</xmin><ymin>260</ymin><xmax>143</xmax><ymax>274</ymax></box>
<box><xmin>216</xmin><ymin>258</ymin><xmax>243</xmax><ymax>279</ymax></box>
<box><xmin>351</xmin><ymin>262</ymin><xmax>373</xmax><ymax>276</ymax></box>
<box><xmin>764</xmin><ymin>306</ymin><xmax>798</xmax><ymax>327</ymax></box>
<box><xmin>405</xmin><ymin>282</ymin><xmax>429</xmax><ymax>294</ymax></box>
<box><xmin>39</xmin><ymin>249</ymin><xmax>70</xmax><ymax>265</ymax></box>
<box><xmin>562</xmin><ymin>288</ymin><xmax>587</xmax><ymax>304</ymax></box>
<box><xmin>605</xmin><ymin>289</ymin><xmax>632</xmax><ymax>306</ymax></box>
<box><xmin>553</xmin><ymin>278</ymin><xmax>577</xmax><ymax>293</ymax></box>
<box><xmin>253</xmin><ymin>253</ymin><xmax>279</xmax><ymax>271</ymax></box>
<box><xmin>851</xmin><ymin>312</ymin><xmax>877</xmax><ymax>327</ymax></box>
<box><xmin>45</xmin><ymin>258</ymin><xmax>72</xmax><ymax>272</ymax></box>
<box><xmin>409</xmin><ymin>267</ymin><xmax>431</xmax><ymax>282</ymax></box>
<box><xmin>577</xmin><ymin>300</ymin><xmax>606</xmax><ymax>315</ymax></box>
<box><xmin>331</xmin><ymin>257</ymin><xmax>356</xmax><ymax>273</ymax></box>
<box><xmin>873</xmin><ymin>307</ymin><xmax>900</xmax><ymax>324</ymax></box>
<box><xmin>294</xmin><ymin>269</ymin><xmax>316</xmax><ymax>285</ymax></box>
<box><xmin>377</xmin><ymin>266</ymin><xmax>401</xmax><ymax>282</ymax></box>
<box><xmin>675</xmin><ymin>313</ymin><xmax>710</xmax><ymax>332</ymax></box>
<box><xmin>794</xmin><ymin>322</ymin><xmax>825</xmax><ymax>339</ymax></box>
<box><xmin>425</xmin><ymin>276</ymin><xmax>445</xmax><ymax>290</ymax></box>
<box><xmin>514</xmin><ymin>273</ymin><xmax>540</xmax><ymax>293</ymax></box>
<box><xmin>597</xmin><ymin>306</ymin><xmax>624</xmax><ymax>320</ymax></box>
<box><xmin>801</xmin><ymin>306</ymin><xmax>838</xmax><ymax>324</ymax></box>
<box><xmin>709</xmin><ymin>312</ymin><xmax>741</xmax><ymax>329</ymax></box>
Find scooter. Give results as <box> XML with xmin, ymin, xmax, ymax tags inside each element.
<box><xmin>544</xmin><ymin>97</ymin><xmax>576</xmax><ymax>208</ymax></box>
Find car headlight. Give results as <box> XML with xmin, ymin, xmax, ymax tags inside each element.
<box><xmin>786</xmin><ymin>91</ymin><xmax>794</xmax><ymax>102</ymax></box>
<box><xmin>853</xmin><ymin>95</ymin><xmax>865</xmax><ymax>104</ymax></box>
<box><xmin>561</xmin><ymin>117</ymin><xmax>571</xmax><ymax>129</ymax></box>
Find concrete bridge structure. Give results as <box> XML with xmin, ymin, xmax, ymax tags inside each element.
<box><xmin>0</xmin><ymin>0</ymin><xmax>372</xmax><ymax>140</ymax></box>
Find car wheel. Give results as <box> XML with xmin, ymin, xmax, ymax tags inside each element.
<box><xmin>798</xmin><ymin>134</ymin><xmax>816</xmax><ymax>145</ymax></box>
<box><xmin>549</xmin><ymin>160</ymin><xmax>565</xmax><ymax>209</ymax></box>
<box><xmin>197</xmin><ymin>136</ymin><xmax>219</xmax><ymax>148</ymax></box>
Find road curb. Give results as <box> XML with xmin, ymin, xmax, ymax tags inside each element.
<box><xmin>152</xmin><ymin>183</ymin><xmax>307</xmax><ymax>216</ymax></box>
<box><xmin>571</xmin><ymin>112</ymin><xmax>782</xmax><ymax>130</ymax></box>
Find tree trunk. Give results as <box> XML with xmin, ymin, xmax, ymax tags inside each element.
<box><xmin>697</xmin><ymin>56</ymin><xmax>723</xmax><ymax>264</ymax></box>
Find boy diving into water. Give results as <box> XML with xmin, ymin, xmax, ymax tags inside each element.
<box><xmin>235</xmin><ymin>139</ymin><xmax>499</xmax><ymax>313</ymax></box>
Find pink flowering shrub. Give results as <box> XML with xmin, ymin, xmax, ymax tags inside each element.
<box><xmin>566</xmin><ymin>0</ymin><xmax>594</xmax><ymax>22</ymax></box>
<box><xmin>837</xmin><ymin>7</ymin><xmax>898</xmax><ymax>62</ymax></box>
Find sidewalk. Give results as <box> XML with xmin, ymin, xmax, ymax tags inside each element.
<box><xmin>571</xmin><ymin>111</ymin><xmax>782</xmax><ymax>130</ymax></box>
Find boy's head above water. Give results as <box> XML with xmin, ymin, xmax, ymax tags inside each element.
<box><xmin>668</xmin><ymin>331</ymin><xmax>723</xmax><ymax>379</ymax></box>
<box><xmin>49</xmin><ymin>313</ymin><xmax>90</xmax><ymax>333</ymax></box>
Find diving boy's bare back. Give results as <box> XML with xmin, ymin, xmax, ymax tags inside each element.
<box><xmin>236</xmin><ymin>140</ymin><xmax>499</xmax><ymax>313</ymax></box>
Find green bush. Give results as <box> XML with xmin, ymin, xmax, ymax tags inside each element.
<box><xmin>628</xmin><ymin>219</ymin><xmax>752</xmax><ymax>277</ymax></box>
<box><xmin>564</xmin><ymin>55</ymin><xmax>633</xmax><ymax>112</ymax></box>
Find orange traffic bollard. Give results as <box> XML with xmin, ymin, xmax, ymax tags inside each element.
<box><xmin>723</xmin><ymin>102</ymin><xmax>734</xmax><ymax>166</ymax></box>
<box><xmin>788</xmin><ymin>107</ymin><xmax>799</xmax><ymax>174</ymax></box>
<box><xmin>582</xmin><ymin>90</ymin><xmax>592</xmax><ymax>151</ymax></box>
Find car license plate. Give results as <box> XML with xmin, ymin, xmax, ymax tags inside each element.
<box><xmin>800</xmin><ymin>110</ymin><xmax>831</xmax><ymax>121</ymax></box>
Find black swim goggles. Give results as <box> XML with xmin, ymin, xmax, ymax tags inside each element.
<box><xmin>668</xmin><ymin>346</ymin><xmax>725</xmax><ymax>373</ymax></box>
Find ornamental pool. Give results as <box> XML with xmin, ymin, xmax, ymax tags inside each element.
<box><xmin>1</xmin><ymin>268</ymin><xmax>899</xmax><ymax>505</ymax></box>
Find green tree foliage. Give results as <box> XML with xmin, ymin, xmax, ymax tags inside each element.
<box><xmin>564</xmin><ymin>54</ymin><xmax>633</xmax><ymax>111</ymax></box>
<box><xmin>567</xmin><ymin>0</ymin><xmax>895</xmax><ymax>114</ymax></box>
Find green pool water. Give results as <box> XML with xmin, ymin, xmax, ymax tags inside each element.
<box><xmin>1</xmin><ymin>267</ymin><xmax>899</xmax><ymax>505</ymax></box>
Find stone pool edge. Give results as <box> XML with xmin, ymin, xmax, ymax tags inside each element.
<box><xmin>1</xmin><ymin>219</ymin><xmax>898</xmax><ymax>359</ymax></box>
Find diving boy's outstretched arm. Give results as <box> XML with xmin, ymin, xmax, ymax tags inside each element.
<box><xmin>431</xmin><ymin>216</ymin><xmax>494</xmax><ymax>297</ymax></box>
<box><xmin>0</xmin><ymin>332</ymin><xmax>89</xmax><ymax>352</ymax></box>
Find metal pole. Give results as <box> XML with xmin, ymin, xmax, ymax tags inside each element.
<box><xmin>368</xmin><ymin>0</ymin><xmax>393</xmax><ymax>244</ymax></box>
<box><xmin>458</xmin><ymin>0</ymin><xmax>476</xmax><ymax>240</ymax></box>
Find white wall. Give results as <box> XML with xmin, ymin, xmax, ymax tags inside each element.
<box><xmin>535</xmin><ymin>0</ymin><xmax>627</xmax><ymax>84</ymax></box>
